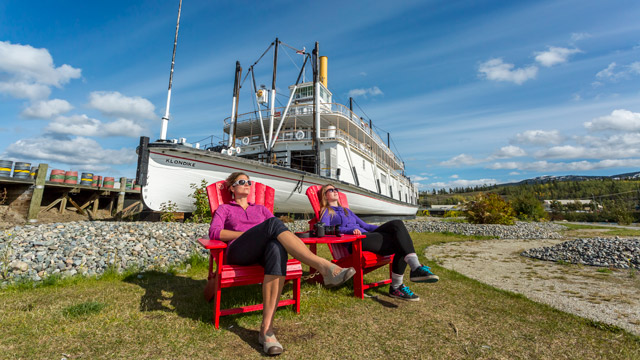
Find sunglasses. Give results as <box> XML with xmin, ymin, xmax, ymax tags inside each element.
<box><xmin>232</xmin><ymin>179</ymin><xmax>252</xmax><ymax>186</ymax></box>
<box><xmin>326</xmin><ymin>188</ymin><xmax>339</xmax><ymax>194</ymax></box>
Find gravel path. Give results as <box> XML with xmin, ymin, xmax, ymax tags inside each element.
<box><xmin>425</xmin><ymin>238</ymin><xmax>640</xmax><ymax>336</ymax></box>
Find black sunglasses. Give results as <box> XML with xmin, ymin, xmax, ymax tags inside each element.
<box><xmin>232</xmin><ymin>179</ymin><xmax>252</xmax><ymax>186</ymax></box>
<box><xmin>326</xmin><ymin>188</ymin><xmax>339</xmax><ymax>193</ymax></box>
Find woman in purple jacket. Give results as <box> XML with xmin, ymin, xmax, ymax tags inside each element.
<box><xmin>318</xmin><ymin>184</ymin><xmax>438</xmax><ymax>302</ymax></box>
<box><xmin>209</xmin><ymin>172</ymin><xmax>356</xmax><ymax>356</ymax></box>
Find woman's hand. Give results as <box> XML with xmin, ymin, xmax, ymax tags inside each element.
<box><xmin>352</xmin><ymin>229</ymin><xmax>362</xmax><ymax>235</ymax></box>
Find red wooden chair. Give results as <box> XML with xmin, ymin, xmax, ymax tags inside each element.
<box><xmin>197</xmin><ymin>180</ymin><xmax>302</xmax><ymax>329</ymax></box>
<box><xmin>305</xmin><ymin>185</ymin><xmax>393</xmax><ymax>299</ymax></box>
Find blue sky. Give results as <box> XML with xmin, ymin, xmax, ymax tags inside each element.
<box><xmin>1</xmin><ymin>0</ymin><xmax>640</xmax><ymax>190</ymax></box>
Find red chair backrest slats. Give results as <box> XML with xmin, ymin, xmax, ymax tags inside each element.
<box><xmin>305</xmin><ymin>185</ymin><xmax>352</xmax><ymax>260</ymax></box>
<box><xmin>207</xmin><ymin>180</ymin><xmax>275</xmax><ymax>217</ymax></box>
<box><xmin>305</xmin><ymin>185</ymin><xmax>349</xmax><ymax>220</ymax></box>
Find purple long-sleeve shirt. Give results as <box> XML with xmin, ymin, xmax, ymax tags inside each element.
<box><xmin>208</xmin><ymin>201</ymin><xmax>274</xmax><ymax>241</ymax></box>
<box><xmin>319</xmin><ymin>206</ymin><xmax>378</xmax><ymax>235</ymax></box>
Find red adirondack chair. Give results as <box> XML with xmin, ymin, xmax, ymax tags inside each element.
<box><xmin>305</xmin><ymin>185</ymin><xmax>393</xmax><ymax>299</ymax></box>
<box><xmin>197</xmin><ymin>180</ymin><xmax>302</xmax><ymax>329</ymax></box>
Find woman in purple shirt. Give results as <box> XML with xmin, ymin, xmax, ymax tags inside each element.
<box><xmin>209</xmin><ymin>172</ymin><xmax>356</xmax><ymax>356</ymax></box>
<box><xmin>319</xmin><ymin>184</ymin><xmax>439</xmax><ymax>302</ymax></box>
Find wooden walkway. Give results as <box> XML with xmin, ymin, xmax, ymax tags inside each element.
<box><xmin>0</xmin><ymin>163</ymin><xmax>143</xmax><ymax>223</ymax></box>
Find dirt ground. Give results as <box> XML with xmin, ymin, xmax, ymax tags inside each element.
<box><xmin>0</xmin><ymin>205</ymin><xmax>115</xmax><ymax>230</ymax></box>
<box><xmin>426</xmin><ymin>238</ymin><xmax>640</xmax><ymax>336</ymax></box>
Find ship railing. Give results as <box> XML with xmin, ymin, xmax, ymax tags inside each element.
<box><xmin>224</xmin><ymin>103</ymin><xmax>402</xmax><ymax>165</ymax></box>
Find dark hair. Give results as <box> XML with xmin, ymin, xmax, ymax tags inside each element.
<box><xmin>225</xmin><ymin>172</ymin><xmax>249</xmax><ymax>189</ymax></box>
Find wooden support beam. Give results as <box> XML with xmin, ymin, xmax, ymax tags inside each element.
<box><xmin>116</xmin><ymin>177</ymin><xmax>126</xmax><ymax>219</ymax></box>
<box><xmin>92</xmin><ymin>197</ymin><xmax>100</xmax><ymax>217</ymax></box>
<box><xmin>40</xmin><ymin>198</ymin><xmax>63</xmax><ymax>213</ymax></box>
<box><xmin>59</xmin><ymin>195</ymin><xmax>68</xmax><ymax>214</ymax></box>
<box><xmin>79</xmin><ymin>193</ymin><xmax>99</xmax><ymax>210</ymax></box>
<box><xmin>66</xmin><ymin>195</ymin><xmax>85</xmax><ymax>215</ymax></box>
<box><xmin>27</xmin><ymin>163</ymin><xmax>48</xmax><ymax>222</ymax></box>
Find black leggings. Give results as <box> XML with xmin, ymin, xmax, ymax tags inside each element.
<box><xmin>226</xmin><ymin>217</ymin><xmax>290</xmax><ymax>276</ymax></box>
<box><xmin>362</xmin><ymin>220</ymin><xmax>416</xmax><ymax>274</ymax></box>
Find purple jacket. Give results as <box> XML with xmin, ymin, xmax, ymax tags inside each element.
<box><xmin>208</xmin><ymin>201</ymin><xmax>274</xmax><ymax>240</ymax></box>
<box><xmin>319</xmin><ymin>206</ymin><xmax>378</xmax><ymax>235</ymax></box>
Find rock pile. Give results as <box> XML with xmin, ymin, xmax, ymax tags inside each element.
<box><xmin>403</xmin><ymin>220</ymin><xmax>565</xmax><ymax>239</ymax></box>
<box><xmin>522</xmin><ymin>237</ymin><xmax>640</xmax><ymax>269</ymax></box>
<box><xmin>0</xmin><ymin>219</ymin><xmax>566</xmax><ymax>285</ymax></box>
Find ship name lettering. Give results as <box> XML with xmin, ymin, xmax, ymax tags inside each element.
<box><xmin>166</xmin><ymin>159</ymin><xmax>196</xmax><ymax>167</ymax></box>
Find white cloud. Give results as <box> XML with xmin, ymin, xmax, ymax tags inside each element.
<box><xmin>409</xmin><ymin>175</ymin><xmax>430</xmax><ymax>182</ymax></box>
<box><xmin>426</xmin><ymin>178</ymin><xmax>498</xmax><ymax>190</ymax></box>
<box><xmin>21</xmin><ymin>99</ymin><xmax>73</xmax><ymax>119</ymax></box>
<box><xmin>0</xmin><ymin>81</ymin><xmax>50</xmax><ymax>100</ymax></box>
<box><xmin>450</xmin><ymin>174</ymin><xmax>459</xmax><ymax>179</ymax></box>
<box><xmin>534</xmin><ymin>145</ymin><xmax>587</xmax><ymax>159</ymax></box>
<box><xmin>493</xmin><ymin>145</ymin><xmax>526</xmax><ymax>158</ymax></box>
<box><xmin>4</xmin><ymin>136</ymin><xmax>136</xmax><ymax>166</ymax></box>
<box><xmin>570</xmin><ymin>33</ymin><xmax>591</xmax><ymax>42</ymax></box>
<box><xmin>584</xmin><ymin>109</ymin><xmax>640</xmax><ymax>132</ymax></box>
<box><xmin>88</xmin><ymin>91</ymin><xmax>156</xmax><ymax>120</ymax></box>
<box><xmin>478</xmin><ymin>58</ymin><xmax>537</xmax><ymax>85</ymax></box>
<box><xmin>509</xmin><ymin>171</ymin><xmax>520</xmax><ymax>175</ymax></box>
<box><xmin>0</xmin><ymin>41</ymin><xmax>81</xmax><ymax>100</ymax></box>
<box><xmin>513</xmin><ymin>130</ymin><xmax>564</xmax><ymax>145</ymax></box>
<box><xmin>534</xmin><ymin>47</ymin><xmax>581</xmax><ymax>67</ymax></box>
<box><xmin>596</xmin><ymin>62</ymin><xmax>640</xmax><ymax>82</ymax></box>
<box><xmin>45</xmin><ymin>114</ymin><xmax>145</xmax><ymax>137</ymax></box>
<box><xmin>488</xmin><ymin>159</ymin><xmax>640</xmax><ymax>172</ymax></box>
<box><xmin>440</xmin><ymin>154</ymin><xmax>483</xmax><ymax>166</ymax></box>
<box><xmin>347</xmin><ymin>86</ymin><xmax>383</xmax><ymax>98</ymax></box>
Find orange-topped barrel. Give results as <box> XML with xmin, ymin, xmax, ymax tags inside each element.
<box><xmin>64</xmin><ymin>171</ymin><xmax>78</xmax><ymax>184</ymax></box>
<box><xmin>50</xmin><ymin>169</ymin><xmax>65</xmax><ymax>183</ymax></box>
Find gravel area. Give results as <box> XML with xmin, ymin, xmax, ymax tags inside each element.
<box><xmin>0</xmin><ymin>219</ymin><xmax>563</xmax><ymax>286</ymax></box>
<box><xmin>522</xmin><ymin>237</ymin><xmax>639</xmax><ymax>269</ymax></box>
<box><xmin>426</xmin><ymin>238</ymin><xmax>640</xmax><ymax>336</ymax></box>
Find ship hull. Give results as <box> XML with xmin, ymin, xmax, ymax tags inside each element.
<box><xmin>139</xmin><ymin>143</ymin><xmax>418</xmax><ymax>216</ymax></box>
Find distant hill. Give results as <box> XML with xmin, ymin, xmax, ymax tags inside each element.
<box><xmin>509</xmin><ymin>171</ymin><xmax>640</xmax><ymax>186</ymax></box>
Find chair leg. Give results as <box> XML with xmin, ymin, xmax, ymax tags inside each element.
<box><xmin>213</xmin><ymin>280</ymin><xmax>221</xmax><ymax>329</ymax></box>
<box><xmin>352</xmin><ymin>240</ymin><xmax>364</xmax><ymax>299</ymax></box>
<box><xmin>293</xmin><ymin>277</ymin><xmax>301</xmax><ymax>314</ymax></box>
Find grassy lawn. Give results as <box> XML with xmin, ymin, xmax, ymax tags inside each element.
<box><xmin>1</xmin><ymin>232</ymin><xmax>638</xmax><ymax>359</ymax></box>
<box><xmin>559</xmin><ymin>223</ymin><xmax>640</xmax><ymax>237</ymax></box>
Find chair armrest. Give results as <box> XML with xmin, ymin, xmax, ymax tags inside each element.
<box><xmin>198</xmin><ymin>238</ymin><xmax>228</xmax><ymax>250</ymax></box>
<box><xmin>306</xmin><ymin>234</ymin><xmax>365</xmax><ymax>244</ymax></box>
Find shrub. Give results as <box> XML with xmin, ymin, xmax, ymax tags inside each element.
<box><xmin>444</xmin><ymin>210</ymin><xmax>463</xmax><ymax>218</ymax></box>
<box><xmin>159</xmin><ymin>201</ymin><xmax>178</xmax><ymax>222</ymax></box>
<box><xmin>416</xmin><ymin>209</ymin><xmax>430</xmax><ymax>217</ymax></box>
<box><xmin>465</xmin><ymin>193</ymin><xmax>515</xmax><ymax>225</ymax></box>
<box><xmin>511</xmin><ymin>193</ymin><xmax>547</xmax><ymax>221</ymax></box>
<box><xmin>186</xmin><ymin>180</ymin><xmax>212</xmax><ymax>224</ymax></box>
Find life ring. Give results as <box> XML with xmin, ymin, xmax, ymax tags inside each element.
<box><xmin>295</xmin><ymin>130</ymin><xmax>305</xmax><ymax>140</ymax></box>
<box><xmin>257</xmin><ymin>90</ymin><xmax>264</xmax><ymax>97</ymax></box>
<box><xmin>242</xmin><ymin>137</ymin><xmax>250</xmax><ymax>145</ymax></box>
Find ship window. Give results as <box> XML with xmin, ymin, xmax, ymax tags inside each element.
<box><xmin>295</xmin><ymin>86</ymin><xmax>313</xmax><ymax>99</ymax></box>
<box><xmin>362</xmin><ymin>160</ymin><xmax>365</xmax><ymax>169</ymax></box>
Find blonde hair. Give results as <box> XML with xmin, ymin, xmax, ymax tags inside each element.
<box><xmin>319</xmin><ymin>183</ymin><xmax>348</xmax><ymax>220</ymax></box>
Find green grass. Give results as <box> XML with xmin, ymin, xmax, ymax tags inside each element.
<box><xmin>62</xmin><ymin>301</ymin><xmax>107</xmax><ymax>318</ymax></box>
<box><xmin>0</xmin><ymin>233</ymin><xmax>638</xmax><ymax>359</ymax></box>
<box><xmin>559</xmin><ymin>223</ymin><xmax>640</xmax><ymax>237</ymax></box>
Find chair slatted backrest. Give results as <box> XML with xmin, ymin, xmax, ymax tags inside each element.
<box><xmin>207</xmin><ymin>180</ymin><xmax>275</xmax><ymax>217</ymax></box>
<box><xmin>305</xmin><ymin>185</ymin><xmax>351</xmax><ymax>260</ymax></box>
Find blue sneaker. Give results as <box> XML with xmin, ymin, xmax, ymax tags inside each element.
<box><xmin>389</xmin><ymin>284</ymin><xmax>420</xmax><ymax>301</ymax></box>
<box><xmin>410</xmin><ymin>265</ymin><xmax>439</xmax><ymax>283</ymax></box>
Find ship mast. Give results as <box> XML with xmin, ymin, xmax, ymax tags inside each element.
<box><xmin>159</xmin><ymin>0</ymin><xmax>182</xmax><ymax>141</ymax></box>
<box><xmin>312</xmin><ymin>42</ymin><xmax>320</xmax><ymax>175</ymax></box>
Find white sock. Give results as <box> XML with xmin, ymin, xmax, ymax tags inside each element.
<box><xmin>404</xmin><ymin>253</ymin><xmax>421</xmax><ymax>271</ymax></box>
<box><xmin>391</xmin><ymin>272</ymin><xmax>404</xmax><ymax>288</ymax></box>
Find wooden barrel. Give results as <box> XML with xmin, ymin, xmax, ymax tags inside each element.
<box><xmin>80</xmin><ymin>172</ymin><xmax>93</xmax><ymax>186</ymax></box>
<box><xmin>126</xmin><ymin>178</ymin><xmax>134</xmax><ymax>189</ymax></box>
<box><xmin>133</xmin><ymin>184</ymin><xmax>141</xmax><ymax>191</ymax></box>
<box><xmin>103</xmin><ymin>177</ymin><xmax>115</xmax><ymax>188</ymax></box>
<box><xmin>0</xmin><ymin>160</ymin><xmax>12</xmax><ymax>177</ymax></box>
<box><xmin>30</xmin><ymin>166</ymin><xmax>38</xmax><ymax>179</ymax></box>
<box><xmin>92</xmin><ymin>175</ymin><xmax>101</xmax><ymax>187</ymax></box>
<box><xmin>64</xmin><ymin>171</ymin><xmax>78</xmax><ymax>184</ymax></box>
<box><xmin>50</xmin><ymin>169</ymin><xmax>65</xmax><ymax>183</ymax></box>
<box><xmin>13</xmin><ymin>162</ymin><xmax>31</xmax><ymax>179</ymax></box>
